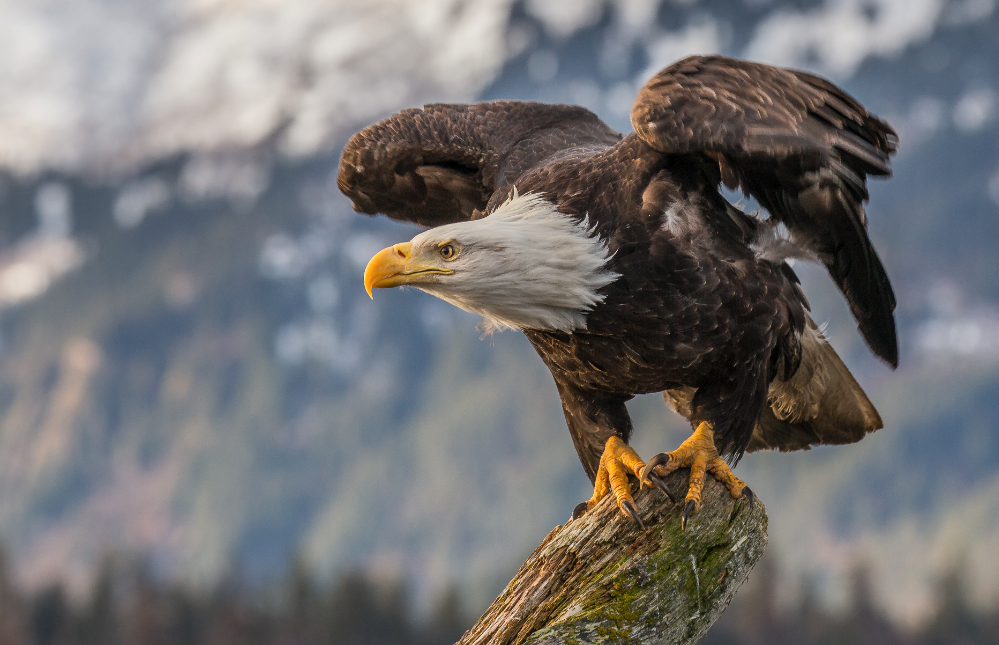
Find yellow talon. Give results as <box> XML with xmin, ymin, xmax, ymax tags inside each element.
<box><xmin>573</xmin><ymin>424</ymin><xmax>753</xmax><ymax>530</ymax></box>
<box><xmin>576</xmin><ymin>436</ymin><xmax>647</xmax><ymax>526</ymax></box>
<box><xmin>638</xmin><ymin>422</ymin><xmax>751</xmax><ymax>530</ymax></box>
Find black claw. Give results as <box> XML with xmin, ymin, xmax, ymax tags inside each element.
<box><xmin>648</xmin><ymin>473</ymin><xmax>677</xmax><ymax>504</ymax></box>
<box><xmin>571</xmin><ymin>502</ymin><xmax>589</xmax><ymax>521</ymax></box>
<box><xmin>682</xmin><ymin>499</ymin><xmax>697</xmax><ymax>531</ymax></box>
<box><xmin>621</xmin><ymin>500</ymin><xmax>645</xmax><ymax>529</ymax></box>
<box><xmin>742</xmin><ymin>486</ymin><xmax>755</xmax><ymax>509</ymax></box>
<box><xmin>639</xmin><ymin>452</ymin><xmax>671</xmax><ymax>484</ymax></box>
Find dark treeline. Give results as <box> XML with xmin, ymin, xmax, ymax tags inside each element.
<box><xmin>707</xmin><ymin>555</ymin><xmax>999</xmax><ymax>645</ymax></box>
<box><xmin>0</xmin><ymin>547</ymin><xmax>997</xmax><ymax>645</ymax></box>
<box><xmin>0</xmin><ymin>551</ymin><xmax>466</xmax><ymax>645</ymax></box>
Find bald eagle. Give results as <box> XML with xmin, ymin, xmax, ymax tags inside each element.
<box><xmin>338</xmin><ymin>55</ymin><xmax>897</xmax><ymax>528</ymax></box>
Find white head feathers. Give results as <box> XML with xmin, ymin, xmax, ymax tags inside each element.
<box><xmin>409</xmin><ymin>190</ymin><xmax>619</xmax><ymax>333</ymax></box>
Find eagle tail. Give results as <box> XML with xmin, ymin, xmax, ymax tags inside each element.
<box><xmin>749</xmin><ymin>318</ymin><xmax>882</xmax><ymax>452</ymax></box>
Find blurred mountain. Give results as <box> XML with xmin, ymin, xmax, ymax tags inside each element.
<box><xmin>0</xmin><ymin>0</ymin><xmax>998</xmax><ymax>627</ymax></box>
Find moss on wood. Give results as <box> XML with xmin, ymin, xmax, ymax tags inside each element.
<box><xmin>460</xmin><ymin>469</ymin><xmax>767</xmax><ymax>645</ymax></box>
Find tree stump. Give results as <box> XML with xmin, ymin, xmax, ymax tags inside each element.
<box><xmin>459</xmin><ymin>469</ymin><xmax>767</xmax><ymax>645</ymax></box>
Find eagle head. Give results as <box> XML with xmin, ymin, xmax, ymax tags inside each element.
<box><xmin>363</xmin><ymin>192</ymin><xmax>619</xmax><ymax>333</ymax></box>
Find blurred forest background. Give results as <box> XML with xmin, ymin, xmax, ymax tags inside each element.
<box><xmin>1</xmin><ymin>0</ymin><xmax>998</xmax><ymax>642</ymax></box>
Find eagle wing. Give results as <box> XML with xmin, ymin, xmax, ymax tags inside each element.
<box><xmin>631</xmin><ymin>55</ymin><xmax>899</xmax><ymax>367</ymax></box>
<box><xmin>338</xmin><ymin>101</ymin><xmax>622</xmax><ymax>227</ymax></box>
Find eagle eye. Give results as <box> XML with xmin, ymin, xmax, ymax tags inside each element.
<box><xmin>438</xmin><ymin>243</ymin><xmax>458</xmax><ymax>261</ymax></box>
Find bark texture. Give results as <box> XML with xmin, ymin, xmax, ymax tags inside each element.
<box><xmin>459</xmin><ymin>469</ymin><xmax>768</xmax><ymax>645</ymax></box>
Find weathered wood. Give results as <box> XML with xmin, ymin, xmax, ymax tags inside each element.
<box><xmin>459</xmin><ymin>469</ymin><xmax>767</xmax><ymax>645</ymax></box>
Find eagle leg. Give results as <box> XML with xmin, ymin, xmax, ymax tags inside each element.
<box><xmin>572</xmin><ymin>436</ymin><xmax>650</xmax><ymax>527</ymax></box>
<box><xmin>639</xmin><ymin>422</ymin><xmax>752</xmax><ymax>530</ymax></box>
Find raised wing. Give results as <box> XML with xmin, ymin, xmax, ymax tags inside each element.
<box><xmin>632</xmin><ymin>55</ymin><xmax>899</xmax><ymax>367</ymax></box>
<box><xmin>338</xmin><ymin>101</ymin><xmax>621</xmax><ymax>227</ymax></box>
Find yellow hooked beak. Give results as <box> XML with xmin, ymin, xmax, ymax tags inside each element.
<box><xmin>363</xmin><ymin>242</ymin><xmax>453</xmax><ymax>298</ymax></box>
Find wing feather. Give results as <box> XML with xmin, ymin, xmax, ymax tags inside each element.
<box><xmin>632</xmin><ymin>55</ymin><xmax>898</xmax><ymax>366</ymax></box>
<box><xmin>337</xmin><ymin>101</ymin><xmax>621</xmax><ymax>227</ymax></box>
